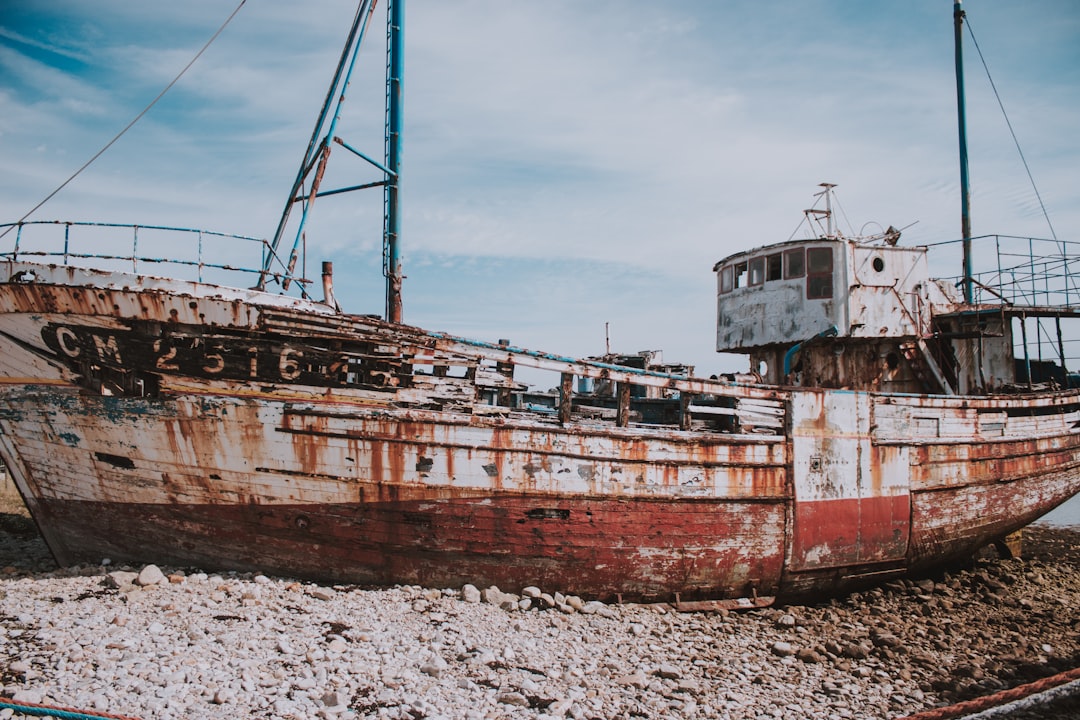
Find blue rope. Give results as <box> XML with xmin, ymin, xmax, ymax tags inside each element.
<box><xmin>0</xmin><ymin>699</ymin><xmax>138</xmax><ymax>720</ymax></box>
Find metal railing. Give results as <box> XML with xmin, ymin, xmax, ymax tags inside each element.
<box><xmin>928</xmin><ymin>234</ymin><xmax>1080</xmax><ymax>309</ymax></box>
<box><xmin>927</xmin><ymin>235</ymin><xmax>1080</xmax><ymax>385</ymax></box>
<box><xmin>1</xmin><ymin>221</ymin><xmax>308</xmax><ymax>293</ymax></box>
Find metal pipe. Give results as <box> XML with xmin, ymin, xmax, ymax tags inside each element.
<box><xmin>283</xmin><ymin>5</ymin><xmax>375</xmax><ymax>292</ymax></box>
<box><xmin>384</xmin><ymin>0</ymin><xmax>405</xmax><ymax>323</ymax></box>
<box><xmin>322</xmin><ymin>261</ymin><xmax>338</xmax><ymax>309</ymax></box>
<box><xmin>1056</xmin><ymin>316</ymin><xmax>1067</xmax><ymax>383</ymax></box>
<box><xmin>260</xmin><ymin>1</ymin><xmax>377</xmax><ymax>290</ymax></box>
<box><xmin>1020</xmin><ymin>314</ymin><xmax>1032</xmax><ymax>390</ymax></box>
<box><xmin>954</xmin><ymin>0</ymin><xmax>974</xmax><ymax>303</ymax></box>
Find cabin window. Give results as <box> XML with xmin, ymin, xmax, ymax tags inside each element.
<box><xmin>733</xmin><ymin>261</ymin><xmax>748</xmax><ymax>289</ymax></box>
<box><xmin>720</xmin><ymin>265</ymin><xmax>733</xmax><ymax>293</ymax></box>
<box><xmin>806</xmin><ymin>246</ymin><xmax>834</xmax><ymax>299</ymax></box>
<box><xmin>748</xmin><ymin>257</ymin><xmax>765</xmax><ymax>286</ymax></box>
<box><xmin>766</xmin><ymin>253</ymin><xmax>783</xmax><ymax>281</ymax></box>
<box><xmin>784</xmin><ymin>248</ymin><xmax>805</xmax><ymax>279</ymax></box>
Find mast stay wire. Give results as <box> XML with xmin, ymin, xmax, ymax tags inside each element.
<box><xmin>964</xmin><ymin>17</ymin><xmax>1058</xmax><ymax>242</ymax></box>
<box><xmin>784</xmin><ymin>188</ymin><xmax>855</xmax><ymax>241</ymax></box>
<box><xmin>0</xmin><ymin>0</ymin><xmax>248</xmax><ymax>242</ymax></box>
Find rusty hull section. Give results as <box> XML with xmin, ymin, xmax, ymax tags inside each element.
<box><xmin>0</xmin><ymin>385</ymin><xmax>788</xmax><ymax>601</ymax></box>
<box><xmin>1</xmin><ymin>261</ymin><xmax>1079</xmax><ymax>600</ymax></box>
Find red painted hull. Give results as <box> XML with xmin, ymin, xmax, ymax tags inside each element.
<box><xmin>33</xmin><ymin>495</ymin><xmax>788</xmax><ymax>601</ymax></box>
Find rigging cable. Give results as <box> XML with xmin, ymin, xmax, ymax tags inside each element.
<box><xmin>0</xmin><ymin>0</ymin><xmax>248</xmax><ymax>242</ymax></box>
<box><xmin>964</xmin><ymin>17</ymin><xmax>1058</xmax><ymax>242</ymax></box>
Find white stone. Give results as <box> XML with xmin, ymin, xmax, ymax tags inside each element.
<box><xmin>212</xmin><ymin>688</ymin><xmax>235</xmax><ymax>704</ymax></box>
<box><xmin>10</xmin><ymin>690</ymin><xmax>41</xmax><ymax>705</ymax></box>
<box><xmin>771</xmin><ymin>641</ymin><xmax>796</xmax><ymax>657</ymax></box>
<box><xmin>136</xmin><ymin>564</ymin><xmax>166</xmax><ymax>586</ymax></box>
<box><xmin>657</xmin><ymin>663</ymin><xmax>682</xmax><ymax>679</ymax></box>
<box><xmin>106</xmin><ymin>570</ymin><xmax>139</xmax><ymax>589</ymax></box>
<box><xmin>321</xmin><ymin>690</ymin><xmax>344</xmax><ymax>707</ymax></box>
<box><xmin>497</xmin><ymin>691</ymin><xmax>530</xmax><ymax>707</ymax></box>
<box><xmin>308</xmin><ymin>586</ymin><xmax>336</xmax><ymax>601</ymax></box>
<box><xmin>420</xmin><ymin>660</ymin><xmax>446</xmax><ymax>678</ymax></box>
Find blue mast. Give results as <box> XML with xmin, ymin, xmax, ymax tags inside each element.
<box><xmin>385</xmin><ymin>0</ymin><xmax>405</xmax><ymax>323</ymax></box>
<box><xmin>953</xmin><ymin>0</ymin><xmax>974</xmax><ymax>303</ymax></box>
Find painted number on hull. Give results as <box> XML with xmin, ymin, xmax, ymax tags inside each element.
<box><xmin>40</xmin><ymin>323</ymin><xmax>400</xmax><ymax>390</ymax></box>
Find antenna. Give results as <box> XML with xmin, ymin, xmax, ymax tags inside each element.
<box><xmin>804</xmin><ymin>182</ymin><xmax>839</xmax><ymax>238</ymax></box>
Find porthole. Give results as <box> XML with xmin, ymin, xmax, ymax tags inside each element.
<box><xmin>872</xmin><ymin>256</ymin><xmax>885</xmax><ymax>272</ymax></box>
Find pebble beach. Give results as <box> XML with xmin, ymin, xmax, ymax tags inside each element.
<box><xmin>0</xmin><ymin>506</ymin><xmax>1077</xmax><ymax>720</ymax></box>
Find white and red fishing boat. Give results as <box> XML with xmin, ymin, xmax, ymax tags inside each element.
<box><xmin>0</xmin><ymin>1</ymin><xmax>1077</xmax><ymax>603</ymax></box>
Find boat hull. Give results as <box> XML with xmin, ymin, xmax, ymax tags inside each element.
<box><xmin>1</xmin><ymin>262</ymin><xmax>1079</xmax><ymax>600</ymax></box>
<box><xmin>28</xmin><ymin>496</ymin><xmax>789</xmax><ymax>600</ymax></box>
<box><xmin>0</xmin><ymin>381</ymin><xmax>789</xmax><ymax>601</ymax></box>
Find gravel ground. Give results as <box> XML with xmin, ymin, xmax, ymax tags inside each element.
<box><xmin>0</xmin><ymin>504</ymin><xmax>1076</xmax><ymax>720</ymax></box>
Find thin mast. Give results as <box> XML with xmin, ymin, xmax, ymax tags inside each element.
<box><xmin>953</xmin><ymin>0</ymin><xmax>974</xmax><ymax>303</ymax></box>
<box><xmin>258</xmin><ymin>1</ymin><xmax>378</xmax><ymax>292</ymax></box>
<box><xmin>384</xmin><ymin>0</ymin><xmax>405</xmax><ymax>323</ymax></box>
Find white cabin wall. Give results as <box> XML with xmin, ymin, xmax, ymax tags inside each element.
<box><xmin>716</xmin><ymin>241</ymin><xmax>845</xmax><ymax>353</ymax></box>
<box><xmin>847</xmin><ymin>246</ymin><xmax>932</xmax><ymax>339</ymax></box>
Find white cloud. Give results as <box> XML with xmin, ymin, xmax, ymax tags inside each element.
<box><xmin>1</xmin><ymin>0</ymin><xmax>1078</xmax><ymax>374</ymax></box>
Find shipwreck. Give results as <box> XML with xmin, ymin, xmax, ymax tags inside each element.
<box><xmin>0</xmin><ymin>1</ymin><xmax>1077</xmax><ymax>604</ymax></box>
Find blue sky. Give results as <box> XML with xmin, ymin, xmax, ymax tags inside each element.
<box><xmin>1</xmin><ymin>1</ymin><xmax>1078</xmax><ymax>378</ymax></box>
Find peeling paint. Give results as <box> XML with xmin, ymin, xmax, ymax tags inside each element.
<box><xmin>1</xmin><ymin>259</ymin><xmax>1079</xmax><ymax>600</ymax></box>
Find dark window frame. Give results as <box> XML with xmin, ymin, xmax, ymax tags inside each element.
<box><xmin>766</xmin><ymin>253</ymin><xmax>783</xmax><ymax>282</ymax></box>
<box><xmin>748</xmin><ymin>256</ymin><xmax>765</xmax><ymax>286</ymax></box>
<box><xmin>784</xmin><ymin>248</ymin><xmax>805</xmax><ymax>279</ymax></box>
<box><xmin>732</xmin><ymin>261</ymin><xmax>748</xmax><ymax>290</ymax></box>
<box><xmin>806</xmin><ymin>246</ymin><xmax>834</xmax><ymax>299</ymax></box>
<box><xmin>720</xmin><ymin>265</ymin><xmax>733</xmax><ymax>294</ymax></box>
